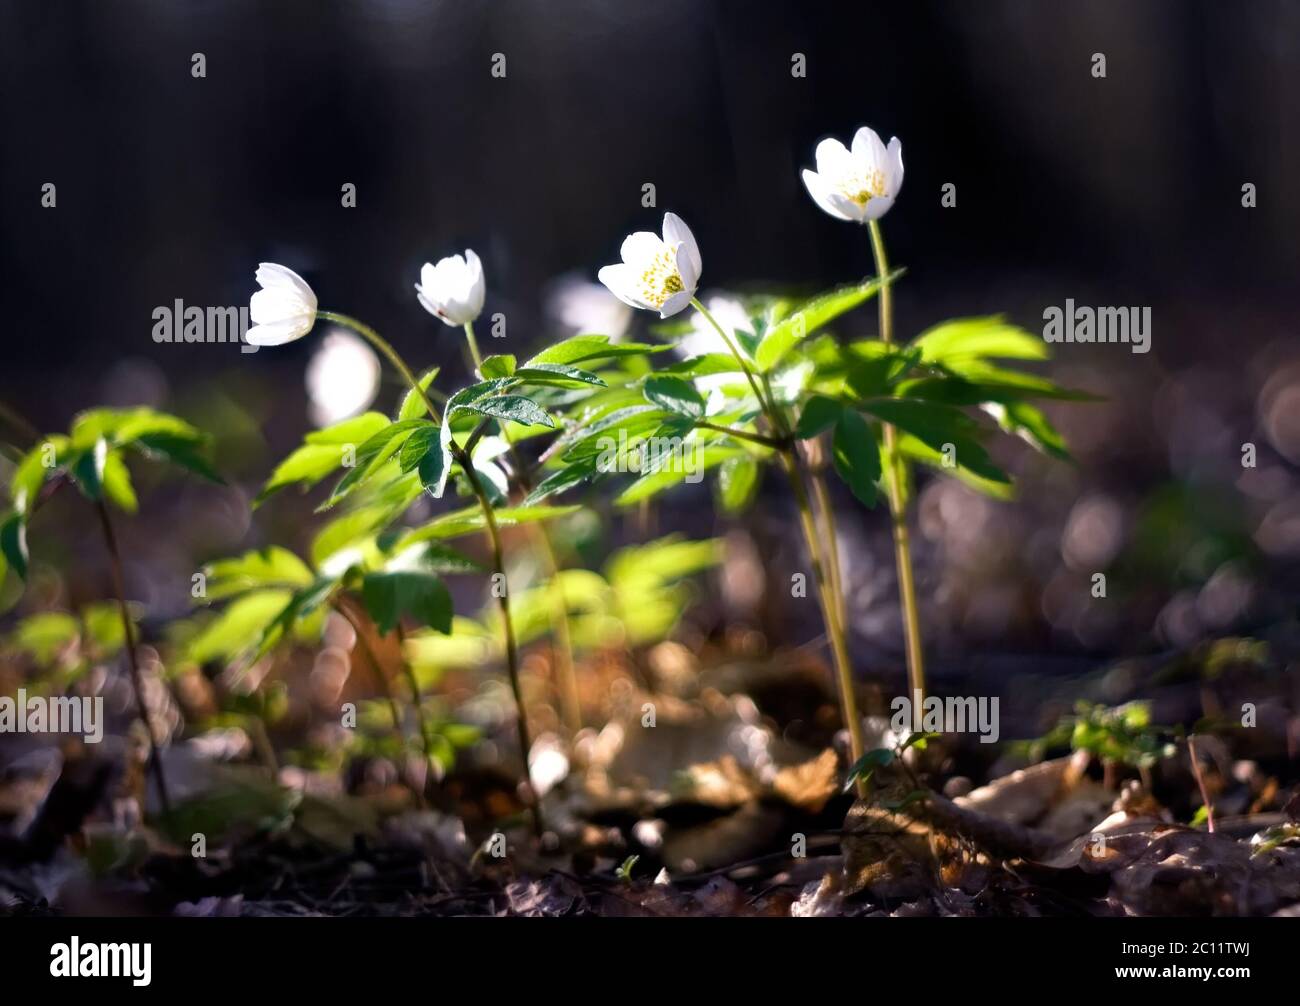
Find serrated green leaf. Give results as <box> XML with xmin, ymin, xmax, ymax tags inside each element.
<box><xmin>514</xmin><ymin>362</ymin><xmax>606</xmax><ymax>389</ymax></box>
<box><xmin>524</xmin><ymin>335</ymin><xmax>664</xmax><ymax>368</ymax></box>
<box><xmin>754</xmin><ymin>271</ymin><xmax>900</xmax><ymax>372</ymax></box>
<box><xmin>396</xmin><ymin>369</ymin><xmax>441</xmax><ymax>421</ymax></box>
<box><xmin>201</xmin><ymin>547</ymin><xmax>315</xmax><ymax>602</ymax></box>
<box><xmin>912</xmin><ymin>316</ymin><xmax>1048</xmax><ymax>368</ymax></box>
<box><xmin>795</xmin><ymin>395</ymin><xmax>843</xmax><ymax>439</ymax></box>
<box><xmin>613</xmin><ymin>445</ymin><xmax>738</xmax><ymax>507</ymax></box>
<box><xmin>717</xmin><ymin>455</ymin><xmax>759</xmax><ymax>514</ymax></box>
<box><xmin>479</xmin><ymin>354</ymin><xmax>516</xmax><ymax>379</ymax></box>
<box><xmin>458</xmin><ymin>394</ymin><xmax>554</xmax><ymax>429</ymax></box>
<box><xmin>859</xmin><ymin>399</ymin><xmax>1009</xmax><ymax>484</ymax></box>
<box><xmin>361</xmin><ymin>571</ymin><xmax>453</xmax><ymax>635</ymax></box>
<box><xmin>642</xmin><ymin>375</ymin><xmax>704</xmax><ymax>419</ymax></box>
<box><xmin>832</xmin><ymin>410</ymin><xmax>881</xmax><ymax>506</ymax></box>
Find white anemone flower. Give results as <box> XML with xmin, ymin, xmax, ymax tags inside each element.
<box><xmin>247</xmin><ymin>263</ymin><xmax>318</xmax><ymax>346</ymax></box>
<box><xmin>306</xmin><ymin>330</ymin><xmax>381</xmax><ymax>427</ymax></box>
<box><xmin>415</xmin><ymin>249</ymin><xmax>485</xmax><ymax>327</ymax></box>
<box><xmin>597</xmin><ymin>212</ymin><xmax>701</xmax><ymax>318</ymax></box>
<box><xmin>801</xmin><ymin>126</ymin><xmax>904</xmax><ymax>223</ymax></box>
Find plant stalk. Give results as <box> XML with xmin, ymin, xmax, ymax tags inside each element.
<box><xmin>464</xmin><ymin>321</ymin><xmax>581</xmax><ymax>736</ymax></box>
<box><xmin>94</xmin><ymin>500</ymin><xmax>171</xmax><ymax>816</ymax></box>
<box><xmin>866</xmin><ymin>221</ymin><xmax>927</xmax><ymax>703</ymax></box>
<box><xmin>690</xmin><ymin>298</ymin><xmax>867</xmax><ymax>795</ymax></box>
<box><xmin>318</xmin><ymin>310</ymin><xmax>543</xmax><ymax>835</ymax></box>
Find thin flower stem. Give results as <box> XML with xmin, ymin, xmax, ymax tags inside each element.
<box><xmin>316</xmin><ymin>311</ymin><xmax>441</xmax><ymax>423</ymax></box>
<box><xmin>317</xmin><ymin>310</ymin><xmax>543</xmax><ymax>836</ymax></box>
<box><xmin>696</xmin><ymin>421</ymin><xmax>786</xmax><ymax>449</ymax></box>
<box><xmin>94</xmin><ymin>500</ymin><xmax>171</xmax><ymax>816</ymax></box>
<box><xmin>690</xmin><ymin>298</ymin><xmax>867</xmax><ymax>796</ymax></box>
<box><xmin>463</xmin><ymin>321</ymin><xmax>484</xmax><ymax>372</ymax></box>
<box><xmin>463</xmin><ymin>320</ymin><xmax>581</xmax><ymax>735</ymax></box>
<box><xmin>867</xmin><ymin>220</ymin><xmax>927</xmax><ymax>703</ymax></box>
<box><xmin>1187</xmin><ymin>735</ymin><xmax>1216</xmax><ymax>833</ymax></box>
<box><xmin>808</xmin><ymin>454</ymin><xmax>849</xmax><ymax>630</ymax></box>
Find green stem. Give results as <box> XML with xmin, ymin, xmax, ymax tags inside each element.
<box><xmin>464</xmin><ymin>319</ymin><xmax>580</xmax><ymax>735</ymax></box>
<box><xmin>866</xmin><ymin>221</ymin><xmax>927</xmax><ymax>703</ymax></box>
<box><xmin>690</xmin><ymin>298</ymin><xmax>867</xmax><ymax>795</ymax></box>
<box><xmin>316</xmin><ymin>311</ymin><xmax>440</xmax><ymax>422</ymax></box>
<box><xmin>318</xmin><ymin>310</ymin><xmax>543</xmax><ymax>836</ymax></box>
<box><xmin>463</xmin><ymin>321</ymin><xmax>484</xmax><ymax>372</ymax></box>
<box><xmin>94</xmin><ymin>500</ymin><xmax>171</xmax><ymax>816</ymax></box>
<box><xmin>696</xmin><ymin>421</ymin><xmax>787</xmax><ymax>449</ymax></box>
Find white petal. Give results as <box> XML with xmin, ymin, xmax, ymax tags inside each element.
<box><xmin>598</xmin><ymin>263</ymin><xmax>651</xmax><ymax>310</ymax></box>
<box><xmin>416</xmin><ymin>288</ymin><xmax>458</xmax><ymax>326</ymax></box>
<box><xmin>802</xmin><ymin>169</ymin><xmax>855</xmax><ymax>222</ymax></box>
<box><xmin>659</xmin><ymin>289</ymin><xmax>692</xmax><ymax>318</ymax></box>
<box><xmin>886</xmin><ymin>136</ymin><xmax>905</xmax><ymax>195</ymax></box>
<box><xmin>662</xmin><ymin>213</ymin><xmax>701</xmax><ymax>283</ymax></box>
<box><xmin>620</xmin><ymin>231</ymin><xmax>665</xmax><ymax>267</ymax></box>
<box><xmin>814</xmin><ymin>137</ymin><xmax>852</xmax><ymax>177</ymax></box>
<box><xmin>851</xmin><ymin>126</ymin><xmax>888</xmax><ymax>172</ymax></box>
<box><xmin>862</xmin><ymin>193</ymin><xmax>895</xmax><ymax>221</ymax></box>
<box><xmin>246</xmin><ymin>319</ymin><xmax>308</xmax><ymax>347</ymax></box>
<box><xmin>256</xmin><ymin>262</ymin><xmax>308</xmax><ymax>293</ymax></box>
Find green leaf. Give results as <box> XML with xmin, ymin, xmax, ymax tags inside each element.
<box><xmin>642</xmin><ymin>375</ymin><xmax>705</xmax><ymax>420</ymax></box>
<box><xmin>795</xmin><ymin>395</ymin><xmax>843</xmax><ymax>439</ymax></box>
<box><xmin>844</xmin><ymin>747</ymin><xmax>895</xmax><ymax>791</ymax></box>
<box><xmin>514</xmin><ymin>363</ymin><xmax>606</xmax><ymax>389</ymax></box>
<box><xmin>393</xmin><ymin>504</ymin><xmax>581</xmax><ymax>547</ymax></box>
<box><xmin>257</xmin><ymin>412</ymin><xmax>392</xmax><ymax>503</ymax></box>
<box><xmin>479</xmin><ymin>354</ymin><xmax>516</xmax><ymax>379</ymax></box>
<box><xmin>859</xmin><ymin>399</ymin><xmax>1010</xmax><ymax>484</ymax></box>
<box><xmin>0</xmin><ymin>512</ymin><xmax>28</xmax><ymax>580</ymax></box>
<box><xmin>396</xmin><ymin>369</ymin><xmax>441</xmax><ymax>421</ymax></box>
<box><xmin>716</xmin><ymin>455</ymin><xmax>759</xmax><ymax>514</ymax></box>
<box><xmin>421</xmin><ymin>423</ymin><xmax>454</xmax><ymax>498</ymax></box>
<box><xmin>101</xmin><ymin>452</ymin><xmax>138</xmax><ymax>513</ymax></box>
<box><xmin>132</xmin><ymin>433</ymin><xmax>223</xmax><ymax>484</ymax></box>
<box><xmin>660</xmin><ymin>354</ymin><xmax>742</xmax><ymax>379</ymax></box>
<box><xmin>524</xmin><ymin>335</ymin><xmax>664</xmax><ymax>368</ymax></box>
<box><xmin>613</xmin><ymin>445</ymin><xmax>738</xmax><ymax>507</ymax></box>
<box><xmin>832</xmin><ymin>410</ymin><xmax>881</xmax><ymax>506</ymax></box>
<box><xmin>361</xmin><ymin>571</ymin><xmax>453</xmax><ymax>635</ymax></box>
<box><xmin>754</xmin><ymin>271</ymin><xmax>899</xmax><ymax>372</ymax></box>
<box><xmin>71</xmin><ymin>439</ymin><xmax>108</xmax><ymax>501</ymax></box>
<box><xmin>458</xmin><ymin>394</ymin><xmax>553</xmax><ymax>429</ymax></box>
<box><xmin>561</xmin><ymin>405</ymin><xmax>670</xmax><ymax>462</ymax></box>
<box><xmin>10</xmin><ymin>440</ymin><xmax>61</xmax><ymax>516</ymax></box>
<box><xmin>524</xmin><ymin>455</ymin><xmax>603</xmax><ymax>504</ymax></box>
<box><xmin>11</xmin><ymin>611</ymin><xmax>81</xmax><ymax>663</ymax></box>
<box><xmin>896</xmin><ymin>434</ymin><xmax>1015</xmax><ymax>501</ymax></box>
<box><xmin>989</xmin><ymin>400</ymin><xmax>1071</xmax><ymax>461</ymax></box>
<box><xmin>201</xmin><ymin>547</ymin><xmax>315</xmax><ymax>602</ymax></box>
<box><xmin>912</xmin><ymin>316</ymin><xmax>1048</xmax><ymax>368</ymax></box>
<box><xmin>186</xmin><ymin>589</ymin><xmax>295</xmax><ymax>665</ymax></box>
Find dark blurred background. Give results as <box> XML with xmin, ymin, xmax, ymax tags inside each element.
<box><xmin>1</xmin><ymin>0</ymin><xmax>1298</xmax><ymax>684</ymax></box>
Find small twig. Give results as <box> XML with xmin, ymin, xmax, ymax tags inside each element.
<box><xmin>94</xmin><ymin>499</ymin><xmax>171</xmax><ymax>816</ymax></box>
<box><xmin>1188</xmin><ymin>734</ymin><xmax>1216</xmax><ymax>833</ymax></box>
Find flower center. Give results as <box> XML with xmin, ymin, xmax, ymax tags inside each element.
<box><xmin>637</xmin><ymin>246</ymin><xmax>685</xmax><ymax>308</ymax></box>
<box><xmin>845</xmin><ymin>168</ymin><xmax>888</xmax><ymax>205</ymax></box>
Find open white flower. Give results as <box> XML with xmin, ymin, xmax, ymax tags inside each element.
<box><xmin>597</xmin><ymin>212</ymin><xmax>701</xmax><ymax>318</ymax></box>
<box><xmin>415</xmin><ymin>249</ymin><xmax>485</xmax><ymax>327</ymax></box>
<box><xmin>247</xmin><ymin>263</ymin><xmax>318</xmax><ymax>346</ymax></box>
<box><xmin>306</xmin><ymin>330</ymin><xmax>381</xmax><ymax>427</ymax></box>
<box><xmin>801</xmin><ymin>126</ymin><xmax>904</xmax><ymax>223</ymax></box>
